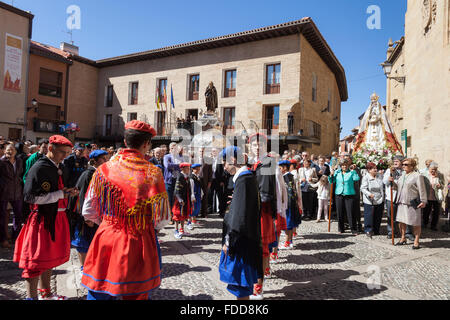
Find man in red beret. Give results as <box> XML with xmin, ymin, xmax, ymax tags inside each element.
<box><xmin>80</xmin><ymin>120</ymin><xmax>169</xmax><ymax>300</ymax></box>
<box><xmin>14</xmin><ymin>135</ymin><xmax>79</xmax><ymax>300</ymax></box>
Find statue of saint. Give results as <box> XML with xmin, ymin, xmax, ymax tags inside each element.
<box><xmin>353</xmin><ymin>93</ymin><xmax>403</xmax><ymax>154</ymax></box>
<box><xmin>205</xmin><ymin>82</ymin><xmax>218</xmax><ymax>113</ymax></box>
<box><xmin>366</xmin><ymin>96</ymin><xmax>384</xmax><ymax>148</ymax></box>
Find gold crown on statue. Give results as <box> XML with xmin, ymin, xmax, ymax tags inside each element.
<box><xmin>370</xmin><ymin>92</ymin><xmax>379</xmax><ymax>102</ymax></box>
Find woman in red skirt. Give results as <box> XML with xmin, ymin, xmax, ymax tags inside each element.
<box><xmin>14</xmin><ymin>135</ymin><xmax>78</xmax><ymax>300</ymax></box>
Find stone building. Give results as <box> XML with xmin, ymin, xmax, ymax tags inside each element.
<box><xmin>94</xmin><ymin>18</ymin><xmax>348</xmax><ymax>155</ymax></box>
<box><xmin>385</xmin><ymin>0</ymin><xmax>450</xmax><ymax>174</ymax></box>
<box><xmin>0</xmin><ymin>1</ymin><xmax>33</xmax><ymax>140</ymax></box>
<box><xmin>25</xmin><ymin>41</ymin><xmax>98</xmax><ymax>143</ymax></box>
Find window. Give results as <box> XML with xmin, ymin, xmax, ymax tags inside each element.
<box><xmin>37</xmin><ymin>104</ymin><xmax>61</xmax><ymax>121</ymax></box>
<box><xmin>223</xmin><ymin>107</ymin><xmax>235</xmax><ymax>134</ymax></box>
<box><xmin>224</xmin><ymin>70</ymin><xmax>236</xmax><ymax>97</ymax></box>
<box><xmin>105</xmin><ymin>114</ymin><xmax>112</xmax><ymax>136</ymax></box>
<box><xmin>288</xmin><ymin>113</ymin><xmax>294</xmax><ymax>134</ymax></box>
<box><xmin>157</xmin><ymin>79</ymin><xmax>167</xmax><ymax>105</ymax></box>
<box><xmin>39</xmin><ymin>68</ymin><xmax>63</xmax><ymax>98</ymax></box>
<box><xmin>106</xmin><ymin>85</ymin><xmax>113</xmax><ymax>107</ymax></box>
<box><xmin>265</xmin><ymin>64</ymin><xmax>280</xmax><ymax>94</ymax></box>
<box><xmin>264</xmin><ymin>105</ymin><xmax>280</xmax><ymax>135</ymax></box>
<box><xmin>129</xmin><ymin>82</ymin><xmax>139</xmax><ymax>105</ymax></box>
<box><xmin>188</xmin><ymin>74</ymin><xmax>200</xmax><ymax>100</ymax></box>
<box><xmin>312</xmin><ymin>73</ymin><xmax>317</xmax><ymax>102</ymax></box>
<box><xmin>155</xmin><ymin>111</ymin><xmax>166</xmax><ymax>136</ymax></box>
<box><xmin>127</xmin><ymin>113</ymin><xmax>137</xmax><ymax>122</ymax></box>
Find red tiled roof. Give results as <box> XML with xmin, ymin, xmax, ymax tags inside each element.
<box><xmin>30</xmin><ymin>41</ymin><xmax>72</xmax><ymax>63</ymax></box>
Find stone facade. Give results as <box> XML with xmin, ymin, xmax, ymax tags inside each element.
<box><xmin>386</xmin><ymin>0</ymin><xmax>450</xmax><ymax>175</ymax></box>
<box><xmin>95</xmin><ymin>19</ymin><xmax>347</xmax><ymax>156</ymax></box>
<box><xmin>0</xmin><ymin>3</ymin><xmax>33</xmax><ymax>140</ymax></box>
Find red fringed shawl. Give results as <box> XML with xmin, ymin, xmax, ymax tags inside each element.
<box><xmin>88</xmin><ymin>149</ymin><xmax>169</xmax><ymax>232</ymax></box>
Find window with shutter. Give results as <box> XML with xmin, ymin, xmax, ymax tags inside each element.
<box><xmin>265</xmin><ymin>64</ymin><xmax>280</xmax><ymax>94</ymax></box>
<box><xmin>188</xmin><ymin>75</ymin><xmax>199</xmax><ymax>100</ymax></box>
<box><xmin>224</xmin><ymin>70</ymin><xmax>236</xmax><ymax>97</ymax></box>
<box><xmin>39</xmin><ymin>68</ymin><xmax>63</xmax><ymax>98</ymax></box>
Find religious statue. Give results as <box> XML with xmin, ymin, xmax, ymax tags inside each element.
<box><xmin>353</xmin><ymin>93</ymin><xmax>403</xmax><ymax>154</ymax></box>
<box><xmin>205</xmin><ymin>82</ymin><xmax>218</xmax><ymax>113</ymax></box>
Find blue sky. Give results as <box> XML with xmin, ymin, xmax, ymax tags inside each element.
<box><xmin>9</xmin><ymin>0</ymin><xmax>407</xmax><ymax>138</ymax></box>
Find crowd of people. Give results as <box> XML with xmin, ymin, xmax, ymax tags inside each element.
<box><xmin>0</xmin><ymin>123</ymin><xmax>449</xmax><ymax>301</ymax></box>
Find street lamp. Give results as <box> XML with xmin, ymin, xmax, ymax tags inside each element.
<box><xmin>380</xmin><ymin>61</ymin><xmax>406</xmax><ymax>83</ymax></box>
<box><xmin>28</xmin><ymin>98</ymin><xmax>38</xmax><ymax>112</ymax></box>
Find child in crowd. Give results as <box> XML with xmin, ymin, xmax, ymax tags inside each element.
<box><xmin>172</xmin><ymin>163</ymin><xmax>192</xmax><ymax>239</ymax></box>
<box><xmin>187</xmin><ymin>164</ymin><xmax>203</xmax><ymax>230</ymax></box>
<box><xmin>278</xmin><ymin>160</ymin><xmax>301</xmax><ymax>250</ymax></box>
<box><xmin>311</xmin><ymin>175</ymin><xmax>331</xmax><ymax>222</ymax></box>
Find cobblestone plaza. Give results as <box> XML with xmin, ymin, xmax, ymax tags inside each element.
<box><xmin>1</xmin><ymin>213</ymin><xmax>449</xmax><ymax>300</ymax></box>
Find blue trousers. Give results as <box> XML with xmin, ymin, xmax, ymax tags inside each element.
<box><xmin>363</xmin><ymin>203</ymin><xmax>383</xmax><ymax>234</ymax></box>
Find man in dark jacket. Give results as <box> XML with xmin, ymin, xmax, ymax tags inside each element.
<box><xmin>63</xmin><ymin>144</ymin><xmax>88</xmax><ymax>188</ymax></box>
<box><xmin>0</xmin><ymin>144</ymin><xmax>24</xmax><ymax>247</ymax></box>
<box><xmin>196</xmin><ymin>147</ymin><xmax>213</xmax><ymax>218</ymax></box>
<box><xmin>209</xmin><ymin>148</ymin><xmax>227</xmax><ymax>217</ymax></box>
<box><xmin>149</xmin><ymin>147</ymin><xmax>165</xmax><ymax>171</ymax></box>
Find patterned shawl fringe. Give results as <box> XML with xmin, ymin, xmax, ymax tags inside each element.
<box><xmin>90</xmin><ymin>171</ymin><xmax>170</xmax><ymax>232</ymax></box>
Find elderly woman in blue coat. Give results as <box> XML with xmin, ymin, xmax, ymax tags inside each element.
<box><xmin>329</xmin><ymin>159</ymin><xmax>360</xmax><ymax>235</ymax></box>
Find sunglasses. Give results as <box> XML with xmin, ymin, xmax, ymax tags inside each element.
<box><xmin>402</xmin><ymin>163</ymin><xmax>411</xmax><ymax>166</ymax></box>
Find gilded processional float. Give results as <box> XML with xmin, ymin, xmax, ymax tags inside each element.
<box><xmin>352</xmin><ymin>93</ymin><xmax>404</xmax><ymax>169</ymax></box>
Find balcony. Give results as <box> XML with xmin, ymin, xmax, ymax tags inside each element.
<box><xmin>260</xmin><ymin>118</ymin><xmax>322</xmax><ymax>144</ymax></box>
<box><xmin>33</xmin><ymin>118</ymin><xmax>64</xmax><ymax>134</ymax></box>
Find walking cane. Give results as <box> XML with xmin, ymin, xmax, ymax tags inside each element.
<box><xmin>328</xmin><ymin>182</ymin><xmax>333</xmax><ymax>233</ymax></box>
<box><xmin>390</xmin><ymin>181</ymin><xmax>395</xmax><ymax>245</ymax></box>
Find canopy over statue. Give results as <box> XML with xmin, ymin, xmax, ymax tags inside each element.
<box><xmin>354</xmin><ymin>93</ymin><xmax>403</xmax><ymax>155</ymax></box>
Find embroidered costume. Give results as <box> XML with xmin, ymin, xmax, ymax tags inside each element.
<box><xmin>219</xmin><ymin>164</ymin><xmax>262</xmax><ymax>298</ymax></box>
<box><xmin>251</xmin><ymin>155</ymin><xmax>277</xmax><ymax>259</ymax></box>
<box><xmin>14</xmin><ymin>136</ymin><xmax>72</xmax><ymax>279</ymax></box>
<box><xmin>80</xmin><ymin>124</ymin><xmax>169</xmax><ymax>299</ymax></box>
<box><xmin>172</xmin><ymin>164</ymin><xmax>192</xmax><ymax>222</ymax></box>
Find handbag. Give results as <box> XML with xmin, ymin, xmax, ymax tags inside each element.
<box><xmin>410</xmin><ymin>198</ymin><xmax>421</xmax><ymax>208</ymax></box>
<box><xmin>437</xmin><ymin>189</ymin><xmax>444</xmax><ymax>202</ymax></box>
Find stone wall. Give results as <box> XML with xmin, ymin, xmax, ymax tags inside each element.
<box><xmin>66</xmin><ymin>60</ymin><xmax>99</xmax><ymax>140</ymax></box>
<box><xmin>388</xmin><ymin>0</ymin><xmax>450</xmax><ymax>175</ymax></box>
<box><xmin>0</xmin><ymin>7</ymin><xmax>31</xmax><ymax>139</ymax></box>
<box><xmin>97</xmin><ymin>33</ymin><xmax>342</xmax><ymax>156</ymax></box>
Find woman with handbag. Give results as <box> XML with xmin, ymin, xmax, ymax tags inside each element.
<box><xmin>395</xmin><ymin>158</ymin><xmax>427</xmax><ymax>249</ymax></box>
<box><xmin>422</xmin><ymin>162</ymin><xmax>445</xmax><ymax>231</ymax></box>
<box><xmin>360</xmin><ymin>162</ymin><xmax>384</xmax><ymax>237</ymax></box>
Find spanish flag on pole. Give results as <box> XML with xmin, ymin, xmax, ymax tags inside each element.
<box><xmin>163</xmin><ymin>85</ymin><xmax>168</xmax><ymax>109</ymax></box>
<box><xmin>156</xmin><ymin>86</ymin><xmax>161</xmax><ymax>110</ymax></box>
